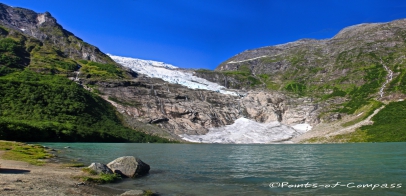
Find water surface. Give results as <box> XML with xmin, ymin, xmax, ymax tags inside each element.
<box><xmin>40</xmin><ymin>142</ymin><xmax>406</xmax><ymax>196</ymax></box>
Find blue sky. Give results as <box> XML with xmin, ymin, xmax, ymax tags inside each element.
<box><xmin>3</xmin><ymin>0</ymin><xmax>406</xmax><ymax>69</ymax></box>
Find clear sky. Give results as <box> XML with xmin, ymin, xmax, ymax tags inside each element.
<box><xmin>3</xmin><ymin>0</ymin><xmax>406</xmax><ymax>69</ymax></box>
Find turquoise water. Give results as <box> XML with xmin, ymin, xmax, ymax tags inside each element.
<box><xmin>39</xmin><ymin>142</ymin><xmax>406</xmax><ymax>196</ymax></box>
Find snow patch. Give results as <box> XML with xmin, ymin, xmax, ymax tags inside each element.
<box><xmin>291</xmin><ymin>123</ymin><xmax>312</xmax><ymax>133</ymax></box>
<box><xmin>108</xmin><ymin>54</ymin><xmax>238</xmax><ymax>96</ymax></box>
<box><xmin>227</xmin><ymin>55</ymin><xmax>267</xmax><ymax>64</ymax></box>
<box><xmin>20</xmin><ymin>28</ymin><xmax>26</xmax><ymax>32</ymax></box>
<box><xmin>179</xmin><ymin>118</ymin><xmax>311</xmax><ymax>144</ymax></box>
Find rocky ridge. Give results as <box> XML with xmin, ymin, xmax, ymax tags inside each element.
<box><xmin>0</xmin><ymin>3</ymin><xmax>114</xmax><ymax>64</ymax></box>
<box><xmin>197</xmin><ymin>19</ymin><xmax>406</xmax><ymax>123</ymax></box>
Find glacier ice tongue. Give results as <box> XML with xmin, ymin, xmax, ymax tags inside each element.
<box><xmin>108</xmin><ymin>54</ymin><xmax>237</xmax><ymax>96</ymax></box>
<box><xmin>179</xmin><ymin>118</ymin><xmax>310</xmax><ymax>144</ymax></box>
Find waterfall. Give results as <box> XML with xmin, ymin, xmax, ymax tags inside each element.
<box><xmin>379</xmin><ymin>58</ymin><xmax>393</xmax><ymax>98</ymax></box>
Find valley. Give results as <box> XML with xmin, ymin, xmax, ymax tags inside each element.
<box><xmin>0</xmin><ymin>3</ymin><xmax>406</xmax><ymax>143</ymax></box>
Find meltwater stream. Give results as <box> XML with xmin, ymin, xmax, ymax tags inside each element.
<box><xmin>39</xmin><ymin>143</ymin><xmax>406</xmax><ymax>196</ymax></box>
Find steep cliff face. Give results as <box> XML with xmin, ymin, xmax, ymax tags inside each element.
<box><xmin>92</xmin><ymin>75</ymin><xmax>319</xmax><ymax>138</ymax></box>
<box><xmin>0</xmin><ymin>3</ymin><xmax>114</xmax><ymax>64</ymax></box>
<box><xmin>195</xmin><ymin>19</ymin><xmax>406</xmax><ymax>124</ymax></box>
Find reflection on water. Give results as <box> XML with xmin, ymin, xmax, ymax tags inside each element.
<box><xmin>39</xmin><ymin>142</ymin><xmax>406</xmax><ymax>196</ymax></box>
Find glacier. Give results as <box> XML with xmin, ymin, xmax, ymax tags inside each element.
<box><xmin>180</xmin><ymin>118</ymin><xmax>311</xmax><ymax>144</ymax></box>
<box><xmin>108</xmin><ymin>54</ymin><xmax>238</xmax><ymax>96</ymax></box>
<box><xmin>108</xmin><ymin>54</ymin><xmax>312</xmax><ymax>143</ymax></box>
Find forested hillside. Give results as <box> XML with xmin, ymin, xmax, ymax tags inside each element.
<box><xmin>0</xmin><ymin>23</ymin><xmax>170</xmax><ymax>142</ymax></box>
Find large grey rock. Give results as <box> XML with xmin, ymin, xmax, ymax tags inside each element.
<box><xmin>120</xmin><ymin>190</ymin><xmax>144</xmax><ymax>196</ymax></box>
<box><xmin>87</xmin><ymin>163</ymin><xmax>113</xmax><ymax>174</ymax></box>
<box><xmin>107</xmin><ymin>156</ymin><xmax>150</xmax><ymax>178</ymax></box>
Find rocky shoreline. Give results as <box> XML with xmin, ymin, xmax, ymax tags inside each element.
<box><xmin>0</xmin><ymin>151</ymin><xmax>156</xmax><ymax>196</ymax></box>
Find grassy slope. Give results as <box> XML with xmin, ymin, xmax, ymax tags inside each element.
<box><xmin>0</xmin><ymin>140</ymin><xmax>52</xmax><ymax>165</ymax></box>
<box><xmin>306</xmin><ymin>99</ymin><xmax>406</xmax><ymax>142</ymax></box>
<box><xmin>359</xmin><ymin>100</ymin><xmax>406</xmax><ymax>142</ymax></box>
<box><xmin>0</xmin><ymin>26</ymin><xmax>171</xmax><ymax>143</ymax></box>
<box><xmin>210</xmin><ymin>23</ymin><xmax>406</xmax><ymax>142</ymax></box>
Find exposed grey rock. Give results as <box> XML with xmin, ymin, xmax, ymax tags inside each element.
<box><xmin>96</xmin><ymin>76</ymin><xmax>321</xmax><ymax>139</ymax></box>
<box><xmin>87</xmin><ymin>163</ymin><xmax>113</xmax><ymax>174</ymax></box>
<box><xmin>107</xmin><ymin>156</ymin><xmax>150</xmax><ymax>178</ymax></box>
<box><xmin>120</xmin><ymin>190</ymin><xmax>144</xmax><ymax>196</ymax></box>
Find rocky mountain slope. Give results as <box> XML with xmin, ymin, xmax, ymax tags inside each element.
<box><xmin>94</xmin><ymin>75</ymin><xmax>318</xmax><ymax>138</ymax></box>
<box><xmin>211</xmin><ymin>20</ymin><xmax>406</xmax><ymax>103</ymax></box>
<box><xmin>0</xmin><ymin>3</ymin><xmax>136</xmax><ymax>79</ymax></box>
<box><xmin>0</xmin><ymin>3</ymin><xmax>169</xmax><ymax>143</ymax></box>
<box><xmin>195</xmin><ymin>19</ymin><xmax>406</xmax><ymax>142</ymax></box>
<box><xmin>0</xmin><ymin>2</ymin><xmax>323</xmax><ymax>144</ymax></box>
<box><xmin>2</xmin><ymin>2</ymin><xmax>406</xmax><ymax>143</ymax></box>
<box><xmin>0</xmin><ymin>3</ymin><xmax>112</xmax><ymax>64</ymax></box>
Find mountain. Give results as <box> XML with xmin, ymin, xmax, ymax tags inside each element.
<box><xmin>195</xmin><ymin>19</ymin><xmax>406</xmax><ymax>142</ymax></box>
<box><xmin>2</xmin><ymin>2</ymin><xmax>405</xmax><ymax>143</ymax></box>
<box><xmin>104</xmin><ymin>55</ymin><xmax>317</xmax><ymax>143</ymax></box>
<box><xmin>0</xmin><ymin>3</ymin><xmax>319</xmax><ymax>144</ymax></box>
<box><xmin>0</xmin><ymin>3</ymin><xmax>112</xmax><ymax>64</ymax></box>
<box><xmin>99</xmin><ymin>19</ymin><xmax>406</xmax><ymax>143</ymax></box>
<box><xmin>0</xmin><ymin>3</ymin><xmax>169</xmax><ymax>143</ymax></box>
<box><xmin>0</xmin><ymin>3</ymin><xmax>137</xmax><ymax>79</ymax></box>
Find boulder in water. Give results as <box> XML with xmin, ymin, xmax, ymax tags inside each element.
<box><xmin>88</xmin><ymin>163</ymin><xmax>113</xmax><ymax>174</ymax></box>
<box><xmin>107</xmin><ymin>156</ymin><xmax>150</xmax><ymax>178</ymax></box>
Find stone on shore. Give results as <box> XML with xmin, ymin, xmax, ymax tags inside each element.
<box><xmin>107</xmin><ymin>156</ymin><xmax>150</xmax><ymax>178</ymax></box>
<box><xmin>120</xmin><ymin>189</ymin><xmax>145</xmax><ymax>196</ymax></box>
<box><xmin>87</xmin><ymin>163</ymin><xmax>113</xmax><ymax>174</ymax></box>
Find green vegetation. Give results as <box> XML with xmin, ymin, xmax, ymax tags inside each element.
<box><xmin>289</xmin><ymin>53</ymin><xmax>305</xmax><ymax>66</ymax></box>
<box><xmin>82</xmin><ymin>167</ymin><xmax>98</xmax><ymax>175</ymax></box>
<box><xmin>303</xmin><ymin>130</ymin><xmax>369</xmax><ymax>143</ymax></box>
<box><xmin>340</xmin><ymin>100</ymin><xmax>383</xmax><ymax>127</ymax></box>
<box><xmin>80</xmin><ymin>167</ymin><xmax>122</xmax><ymax>184</ymax></box>
<box><xmin>359</xmin><ymin>100</ymin><xmax>406</xmax><ymax>142</ymax></box>
<box><xmin>258</xmin><ymin>74</ymin><xmax>279</xmax><ymax>90</ymax></box>
<box><xmin>0</xmin><ymin>70</ymin><xmax>171</xmax><ymax>143</ymax></box>
<box><xmin>80</xmin><ymin>60</ymin><xmax>124</xmax><ymax>79</ymax></box>
<box><xmin>195</xmin><ymin>66</ymin><xmax>263</xmax><ymax>89</ymax></box>
<box><xmin>0</xmin><ymin>38</ymin><xmax>27</xmax><ymax>69</ymax></box>
<box><xmin>0</xmin><ymin>28</ymin><xmax>171</xmax><ymax>143</ymax></box>
<box><xmin>78</xmin><ymin>168</ymin><xmax>122</xmax><ymax>184</ymax></box>
<box><xmin>29</xmin><ymin>43</ymin><xmax>78</xmax><ymax>74</ymax></box>
<box><xmin>322</xmin><ymin>87</ymin><xmax>347</xmax><ymax>100</ymax></box>
<box><xmin>306</xmin><ymin>100</ymin><xmax>406</xmax><ymax>143</ymax></box>
<box><xmin>388</xmin><ymin>68</ymin><xmax>406</xmax><ymax>94</ymax></box>
<box><xmin>222</xmin><ymin>65</ymin><xmax>262</xmax><ymax>87</ymax></box>
<box><xmin>339</xmin><ymin>64</ymin><xmax>385</xmax><ymax>114</ymax></box>
<box><xmin>0</xmin><ymin>140</ymin><xmax>52</xmax><ymax>165</ymax></box>
<box><xmin>144</xmin><ymin>190</ymin><xmax>156</xmax><ymax>196</ymax></box>
<box><xmin>284</xmin><ymin>81</ymin><xmax>306</xmax><ymax>95</ymax></box>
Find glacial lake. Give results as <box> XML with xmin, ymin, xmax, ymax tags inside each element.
<box><xmin>39</xmin><ymin>142</ymin><xmax>406</xmax><ymax>196</ymax></box>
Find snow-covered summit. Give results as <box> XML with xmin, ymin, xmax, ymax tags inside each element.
<box><xmin>108</xmin><ymin>54</ymin><xmax>237</xmax><ymax>96</ymax></box>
